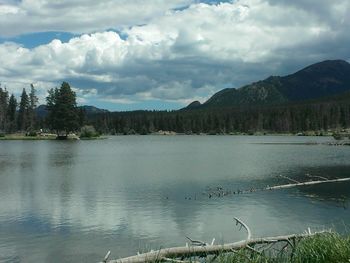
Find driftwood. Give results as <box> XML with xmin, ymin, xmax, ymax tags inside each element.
<box><xmin>265</xmin><ymin>177</ymin><xmax>350</xmax><ymax>191</ymax></box>
<box><xmin>100</xmin><ymin>218</ymin><xmax>329</xmax><ymax>263</ymax></box>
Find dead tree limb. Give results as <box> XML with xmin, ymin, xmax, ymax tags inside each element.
<box><xmin>102</xmin><ymin>217</ymin><xmax>329</xmax><ymax>263</ymax></box>
<box><xmin>234</xmin><ymin>217</ymin><xmax>252</xmax><ymax>241</ymax></box>
<box><xmin>185</xmin><ymin>236</ymin><xmax>207</xmax><ymax>247</ymax></box>
<box><xmin>305</xmin><ymin>174</ymin><xmax>328</xmax><ymax>181</ymax></box>
<box><xmin>278</xmin><ymin>175</ymin><xmax>300</xmax><ymax>184</ymax></box>
<box><xmin>104</xmin><ymin>232</ymin><xmax>328</xmax><ymax>263</ymax></box>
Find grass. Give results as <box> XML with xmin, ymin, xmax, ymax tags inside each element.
<box><xmin>177</xmin><ymin>233</ymin><xmax>350</xmax><ymax>263</ymax></box>
<box><xmin>215</xmin><ymin>233</ymin><xmax>350</xmax><ymax>263</ymax></box>
<box><xmin>292</xmin><ymin>233</ymin><xmax>350</xmax><ymax>263</ymax></box>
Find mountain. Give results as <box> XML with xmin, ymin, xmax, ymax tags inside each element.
<box><xmin>35</xmin><ymin>105</ymin><xmax>108</xmax><ymax>118</ymax></box>
<box><xmin>80</xmin><ymin>105</ymin><xmax>109</xmax><ymax>115</ymax></box>
<box><xmin>35</xmin><ymin>105</ymin><xmax>48</xmax><ymax>118</ymax></box>
<box><xmin>193</xmin><ymin>60</ymin><xmax>350</xmax><ymax>108</ymax></box>
<box><xmin>184</xmin><ymin>100</ymin><xmax>202</xmax><ymax>109</ymax></box>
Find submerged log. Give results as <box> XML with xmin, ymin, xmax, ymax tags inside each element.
<box><xmin>266</xmin><ymin>177</ymin><xmax>350</xmax><ymax>191</ymax></box>
<box><xmin>203</xmin><ymin>176</ymin><xmax>350</xmax><ymax>199</ymax></box>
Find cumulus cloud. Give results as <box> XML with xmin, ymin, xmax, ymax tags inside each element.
<box><xmin>0</xmin><ymin>0</ymin><xmax>350</xmax><ymax>109</ymax></box>
<box><xmin>0</xmin><ymin>0</ymin><xmax>192</xmax><ymax>37</ymax></box>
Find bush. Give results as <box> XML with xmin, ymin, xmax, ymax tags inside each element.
<box><xmin>0</xmin><ymin>132</ymin><xmax>5</xmax><ymax>138</ymax></box>
<box><xmin>26</xmin><ymin>131</ymin><xmax>37</xmax><ymax>137</ymax></box>
<box><xmin>80</xmin><ymin>125</ymin><xmax>99</xmax><ymax>138</ymax></box>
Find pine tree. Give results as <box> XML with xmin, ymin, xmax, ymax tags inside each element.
<box><xmin>6</xmin><ymin>94</ymin><xmax>17</xmax><ymax>132</ymax></box>
<box><xmin>28</xmin><ymin>84</ymin><xmax>39</xmax><ymax>130</ymax></box>
<box><xmin>0</xmin><ymin>85</ymin><xmax>9</xmax><ymax>131</ymax></box>
<box><xmin>46</xmin><ymin>82</ymin><xmax>79</xmax><ymax>136</ymax></box>
<box><xmin>18</xmin><ymin>88</ymin><xmax>30</xmax><ymax>131</ymax></box>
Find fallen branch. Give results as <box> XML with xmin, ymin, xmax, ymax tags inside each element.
<box><xmin>104</xmin><ymin>233</ymin><xmax>328</xmax><ymax>263</ymax></box>
<box><xmin>102</xmin><ymin>218</ymin><xmax>330</xmax><ymax>263</ymax></box>
<box><xmin>234</xmin><ymin>217</ymin><xmax>251</xmax><ymax>241</ymax></box>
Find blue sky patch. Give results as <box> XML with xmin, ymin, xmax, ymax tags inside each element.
<box><xmin>0</xmin><ymin>31</ymin><xmax>77</xmax><ymax>49</ymax></box>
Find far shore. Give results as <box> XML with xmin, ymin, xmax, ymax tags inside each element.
<box><xmin>0</xmin><ymin>131</ymin><xmax>337</xmax><ymax>140</ymax></box>
<box><xmin>0</xmin><ymin>133</ymin><xmax>105</xmax><ymax>140</ymax></box>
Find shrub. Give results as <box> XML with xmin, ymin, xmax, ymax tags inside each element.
<box><xmin>80</xmin><ymin>125</ymin><xmax>99</xmax><ymax>138</ymax></box>
<box><xmin>26</xmin><ymin>130</ymin><xmax>37</xmax><ymax>137</ymax></box>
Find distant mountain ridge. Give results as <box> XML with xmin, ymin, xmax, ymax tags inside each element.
<box><xmin>36</xmin><ymin>105</ymin><xmax>108</xmax><ymax>118</ymax></box>
<box><xmin>186</xmin><ymin>60</ymin><xmax>350</xmax><ymax>109</ymax></box>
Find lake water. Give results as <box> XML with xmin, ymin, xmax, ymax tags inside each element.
<box><xmin>0</xmin><ymin>136</ymin><xmax>349</xmax><ymax>262</ymax></box>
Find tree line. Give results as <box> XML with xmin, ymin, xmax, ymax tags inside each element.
<box><xmin>1</xmin><ymin>81</ymin><xmax>350</xmax><ymax>136</ymax></box>
<box><xmin>0</xmin><ymin>84</ymin><xmax>38</xmax><ymax>134</ymax></box>
<box><xmin>88</xmin><ymin>95</ymin><xmax>350</xmax><ymax>135</ymax></box>
<box><xmin>0</xmin><ymin>82</ymin><xmax>82</xmax><ymax>136</ymax></box>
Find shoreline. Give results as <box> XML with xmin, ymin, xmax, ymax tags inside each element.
<box><xmin>0</xmin><ymin>134</ymin><xmax>106</xmax><ymax>140</ymax></box>
<box><xmin>0</xmin><ymin>132</ymin><xmax>335</xmax><ymax>140</ymax></box>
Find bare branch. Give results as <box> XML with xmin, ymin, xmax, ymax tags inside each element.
<box><xmin>103</xmin><ymin>251</ymin><xmax>111</xmax><ymax>263</ymax></box>
<box><xmin>185</xmin><ymin>236</ymin><xmax>207</xmax><ymax>247</ymax></box>
<box><xmin>279</xmin><ymin>175</ymin><xmax>300</xmax><ymax>184</ymax></box>
<box><xmin>234</xmin><ymin>217</ymin><xmax>252</xmax><ymax>241</ymax></box>
<box><xmin>305</xmin><ymin>174</ymin><xmax>328</xmax><ymax>181</ymax></box>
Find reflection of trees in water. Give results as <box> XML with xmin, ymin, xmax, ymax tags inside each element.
<box><xmin>48</xmin><ymin>141</ymin><xmax>78</xmax><ymax>167</ymax></box>
<box><xmin>47</xmin><ymin>141</ymin><xmax>79</xmax><ymax>208</ymax></box>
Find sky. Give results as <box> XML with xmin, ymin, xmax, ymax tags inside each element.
<box><xmin>0</xmin><ymin>0</ymin><xmax>349</xmax><ymax>111</ymax></box>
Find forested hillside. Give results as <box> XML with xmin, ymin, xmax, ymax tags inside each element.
<box><xmin>88</xmin><ymin>92</ymin><xmax>350</xmax><ymax>134</ymax></box>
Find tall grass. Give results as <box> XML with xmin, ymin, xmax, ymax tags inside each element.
<box><xmin>213</xmin><ymin>233</ymin><xmax>350</xmax><ymax>263</ymax></box>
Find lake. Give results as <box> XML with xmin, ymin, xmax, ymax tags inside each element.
<box><xmin>0</xmin><ymin>135</ymin><xmax>349</xmax><ymax>262</ymax></box>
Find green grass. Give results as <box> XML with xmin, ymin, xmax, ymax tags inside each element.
<box><xmin>211</xmin><ymin>233</ymin><xmax>350</xmax><ymax>263</ymax></box>
<box><xmin>292</xmin><ymin>233</ymin><xmax>350</xmax><ymax>263</ymax></box>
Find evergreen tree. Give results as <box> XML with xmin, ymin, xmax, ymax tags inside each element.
<box><xmin>0</xmin><ymin>85</ymin><xmax>9</xmax><ymax>131</ymax></box>
<box><xmin>46</xmin><ymin>82</ymin><xmax>79</xmax><ymax>136</ymax></box>
<box><xmin>6</xmin><ymin>94</ymin><xmax>17</xmax><ymax>132</ymax></box>
<box><xmin>17</xmin><ymin>88</ymin><xmax>29</xmax><ymax>131</ymax></box>
<box><xmin>28</xmin><ymin>84</ymin><xmax>39</xmax><ymax>130</ymax></box>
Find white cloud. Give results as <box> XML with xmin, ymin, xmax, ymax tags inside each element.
<box><xmin>0</xmin><ymin>0</ymin><xmax>192</xmax><ymax>37</ymax></box>
<box><xmin>0</xmin><ymin>0</ymin><xmax>350</xmax><ymax>109</ymax></box>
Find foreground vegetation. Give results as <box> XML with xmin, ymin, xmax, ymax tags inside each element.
<box><xmin>105</xmin><ymin>232</ymin><xmax>349</xmax><ymax>263</ymax></box>
<box><xmin>214</xmin><ymin>233</ymin><xmax>350</xmax><ymax>263</ymax></box>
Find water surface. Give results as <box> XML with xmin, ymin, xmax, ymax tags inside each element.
<box><xmin>0</xmin><ymin>136</ymin><xmax>349</xmax><ymax>262</ymax></box>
